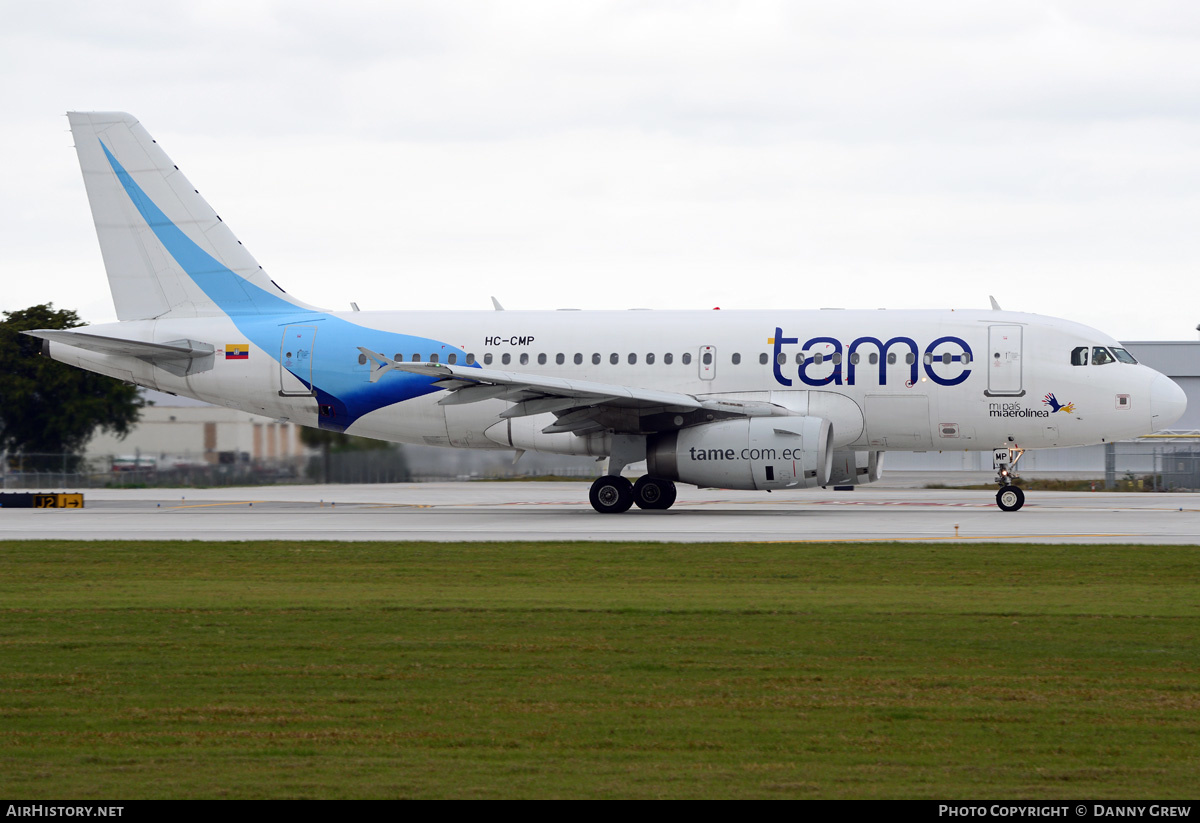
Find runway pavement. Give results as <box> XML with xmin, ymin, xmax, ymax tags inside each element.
<box><xmin>2</xmin><ymin>482</ymin><xmax>1199</xmax><ymax>543</ymax></box>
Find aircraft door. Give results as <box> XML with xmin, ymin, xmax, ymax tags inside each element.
<box><xmin>986</xmin><ymin>325</ymin><xmax>1023</xmax><ymax>397</ymax></box>
<box><xmin>699</xmin><ymin>346</ymin><xmax>716</xmax><ymax>380</ymax></box>
<box><xmin>280</xmin><ymin>325</ymin><xmax>317</xmax><ymax>396</ymax></box>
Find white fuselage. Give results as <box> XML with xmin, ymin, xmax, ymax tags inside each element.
<box><xmin>46</xmin><ymin>307</ymin><xmax>1179</xmax><ymax>463</ymax></box>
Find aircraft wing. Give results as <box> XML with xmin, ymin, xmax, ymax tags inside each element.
<box><xmin>358</xmin><ymin>347</ymin><xmax>792</xmax><ymax>435</ymax></box>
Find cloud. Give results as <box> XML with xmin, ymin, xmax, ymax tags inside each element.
<box><xmin>2</xmin><ymin>1</ymin><xmax>1198</xmax><ymax>337</ymax></box>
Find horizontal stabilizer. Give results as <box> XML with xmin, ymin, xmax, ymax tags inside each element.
<box><xmin>25</xmin><ymin>329</ymin><xmax>216</xmax><ymax>377</ymax></box>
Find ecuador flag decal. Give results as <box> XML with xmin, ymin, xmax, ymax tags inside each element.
<box><xmin>225</xmin><ymin>344</ymin><xmax>249</xmax><ymax>360</ymax></box>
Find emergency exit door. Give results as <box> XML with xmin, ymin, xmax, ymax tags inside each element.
<box><xmin>986</xmin><ymin>325</ymin><xmax>1023</xmax><ymax>397</ymax></box>
<box><xmin>699</xmin><ymin>346</ymin><xmax>716</xmax><ymax>380</ymax></box>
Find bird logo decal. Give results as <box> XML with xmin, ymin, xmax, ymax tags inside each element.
<box><xmin>1043</xmin><ymin>392</ymin><xmax>1076</xmax><ymax>414</ymax></box>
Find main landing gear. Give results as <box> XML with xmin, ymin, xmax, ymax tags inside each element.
<box><xmin>589</xmin><ymin>435</ymin><xmax>678</xmax><ymax>513</ymax></box>
<box><xmin>588</xmin><ymin>475</ymin><xmax>678</xmax><ymax>513</ymax></box>
<box><xmin>994</xmin><ymin>445</ymin><xmax>1026</xmax><ymax>512</ymax></box>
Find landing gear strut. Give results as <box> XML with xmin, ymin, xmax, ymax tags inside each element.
<box><xmin>994</xmin><ymin>445</ymin><xmax>1026</xmax><ymax>512</ymax></box>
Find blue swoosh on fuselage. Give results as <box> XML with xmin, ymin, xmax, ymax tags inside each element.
<box><xmin>99</xmin><ymin>141</ymin><xmax>469</xmax><ymax>431</ymax></box>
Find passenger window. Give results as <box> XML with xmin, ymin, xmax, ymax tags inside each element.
<box><xmin>484</xmin><ymin>353</ymin><xmax>493</xmax><ymax>365</ymax></box>
<box><xmin>923</xmin><ymin>353</ymin><xmax>933</xmax><ymax>365</ymax></box>
<box><xmin>501</xmin><ymin>353</ymin><xmax>511</xmax><ymax>365</ymax></box>
<box><xmin>1112</xmin><ymin>348</ymin><xmax>1138</xmax><ymax>364</ymax></box>
<box><xmin>520</xmin><ymin>353</ymin><xmax>529</xmax><ymax>365</ymax></box>
<box><xmin>411</xmin><ymin>354</ymin><xmax>420</xmax><ymax>362</ymax></box>
<box><xmin>1092</xmin><ymin>347</ymin><xmax>1114</xmax><ymax>365</ymax></box>
<box><xmin>732</xmin><ymin>353</ymin><xmax>741</xmax><ymax>365</ymax></box>
<box><xmin>447</xmin><ymin>353</ymin><xmax>457</xmax><ymax>364</ymax></box>
<box><xmin>647</xmin><ymin>353</ymin><xmax>655</xmax><ymax>365</ymax></box>
<box><xmin>795</xmin><ymin>353</ymin><xmax>804</xmax><ymax>364</ymax></box>
<box><xmin>962</xmin><ymin>353</ymin><xmax>971</xmax><ymax>365</ymax></box>
<box><xmin>850</xmin><ymin>353</ymin><xmax>860</xmax><ymax>365</ymax></box>
<box><xmin>905</xmin><ymin>353</ymin><xmax>915</xmax><ymax>365</ymax></box>
<box><xmin>664</xmin><ymin>353</ymin><xmax>674</xmax><ymax>365</ymax></box>
<box><xmin>759</xmin><ymin>353</ymin><xmax>768</xmax><ymax>365</ymax></box>
<box><xmin>1071</xmin><ymin>346</ymin><xmax>1088</xmax><ymax>366</ymax></box>
<box><xmin>813</xmin><ymin>353</ymin><xmax>823</xmax><ymax>365</ymax></box>
<box><xmin>574</xmin><ymin>353</ymin><xmax>583</xmax><ymax>365</ymax></box>
<box><xmin>592</xmin><ymin>353</ymin><xmax>601</xmax><ymax>365</ymax></box>
<box><xmin>466</xmin><ymin>353</ymin><xmax>476</xmax><ymax>365</ymax></box>
<box><xmin>682</xmin><ymin>353</ymin><xmax>692</xmax><ymax>365</ymax></box>
<box><xmin>942</xmin><ymin>352</ymin><xmax>951</xmax><ymax>365</ymax></box>
<box><xmin>832</xmin><ymin>352</ymin><xmax>842</xmax><ymax>365</ymax></box>
<box><xmin>887</xmin><ymin>353</ymin><xmax>896</xmax><ymax>365</ymax></box>
<box><xmin>869</xmin><ymin>353</ymin><xmax>879</xmax><ymax>365</ymax></box>
<box><xmin>537</xmin><ymin>353</ymin><xmax>546</xmax><ymax>365</ymax></box>
<box><xmin>430</xmin><ymin>353</ymin><xmax>439</xmax><ymax>363</ymax></box>
<box><xmin>776</xmin><ymin>352</ymin><xmax>787</xmax><ymax>365</ymax></box>
<box><xmin>628</xmin><ymin>353</ymin><xmax>637</xmax><ymax>364</ymax></box>
<box><xmin>358</xmin><ymin>353</ymin><xmax>368</xmax><ymax>365</ymax></box>
<box><xmin>393</xmin><ymin>353</ymin><xmax>402</xmax><ymax>362</ymax></box>
<box><xmin>610</xmin><ymin>353</ymin><xmax>619</xmax><ymax>365</ymax></box>
<box><xmin>555</xmin><ymin>353</ymin><xmax>564</xmax><ymax>365</ymax></box>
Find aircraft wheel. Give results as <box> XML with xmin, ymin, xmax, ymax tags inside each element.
<box><xmin>590</xmin><ymin>475</ymin><xmax>633</xmax><ymax>514</ymax></box>
<box><xmin>996</xmin><ymin>486</ymin><xmax>1025</xmax><ymax>512</ymax></box>
<box><xmin>633</xmin><ymin>476</ymin><xmax>677</xmax><ymax>510</ymax></box>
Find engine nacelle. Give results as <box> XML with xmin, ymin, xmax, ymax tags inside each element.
<box><xmin>826</xmin><ymin>449</ymin><xmax>884</xmax><ymax>487</ymax></box>
<box><xmin>647</xmin><ymin>417</ymin><xmax>833</xmax><ymax>491</ymax></box>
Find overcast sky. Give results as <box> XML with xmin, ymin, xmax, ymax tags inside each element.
<box><xmin>3</xmin><ymin>1</ymin><xmax>1198</xmax><ymax>339</ymax></box>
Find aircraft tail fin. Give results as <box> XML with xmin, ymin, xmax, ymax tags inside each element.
<box><xmin>67</xmin><ymin>111</ymin><xmax>319</xmax><ymax>321</ymax></box>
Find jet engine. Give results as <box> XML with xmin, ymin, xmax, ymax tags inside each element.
<box><xmin>646</xmin><ymin>417</ymin><xmax>832</xmax><ymax>491</ymax></box>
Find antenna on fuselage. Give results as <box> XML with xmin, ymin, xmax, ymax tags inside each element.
<box><xmin>989</xmin><ymin>295</ymin><xmax>1002</xmax><ymax>311</ymax></box>
<box><xmin>491</xmin><ymin>296</ymin><xmax>505</xmax><ymax>311</ymax></box>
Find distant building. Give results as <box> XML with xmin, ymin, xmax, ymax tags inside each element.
<box><xmin>86</xmin><ymin>392</ymin><xmax>305</xmax><ymax>471</ymax></box>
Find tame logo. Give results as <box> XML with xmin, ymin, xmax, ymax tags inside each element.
<box><xmin>769</xmin><ymin>327</ymin><xmax>973</xmax><ymax>388</ymax></box>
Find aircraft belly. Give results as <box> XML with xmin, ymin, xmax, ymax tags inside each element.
<box><xmin>863</xmin><ymin>394</ymin><xmax>933</xmax><ymax>449</ymax></box>
<box><xmin>445</xmin><ymin>400</ymin><xmax>509</xmax><ymax>449</ymax></box>
<box><xmin>347</xmin><ymin>394</ymin><xmax>452</xmax><ymax>446</ymax></box>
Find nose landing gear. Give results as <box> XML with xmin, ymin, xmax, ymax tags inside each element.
<box><xmin>993</xmin><ymin>446</ymin><xmax>1026</xmax><ymax>512</ymax></box>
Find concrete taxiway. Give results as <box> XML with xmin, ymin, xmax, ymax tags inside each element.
<box><xmin>1</xmin><ymin>482</ymin><xmax>1198</xmax><ymax>543</ymax></box>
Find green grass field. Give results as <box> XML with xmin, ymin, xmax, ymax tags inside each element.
<box><xmin>1</xmin><ymin>540</ymin><xmax>1198</xmax><ymax>798</ymax></box>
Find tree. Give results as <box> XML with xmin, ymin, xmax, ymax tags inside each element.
<box><xmin>0</xmin><ymin>304</ymin><xmax>145</xmax><ymax>470</ymax></box>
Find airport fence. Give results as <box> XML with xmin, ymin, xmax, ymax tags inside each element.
<box><xmin>1</xmin><ymin>447</ymin><xmax>602</xmax><ymax>489</ymax></box>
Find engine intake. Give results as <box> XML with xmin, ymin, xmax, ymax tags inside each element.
<box><xmin>647</xmin><ymin>417</ymin><xmax>832</xmax><ymax>491</ymax></box>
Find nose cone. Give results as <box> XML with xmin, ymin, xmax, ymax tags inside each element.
<box><xmin>1150</xmin><ymin>375</ymin><xmax>1187</xmax><ymax>432</ymax></box>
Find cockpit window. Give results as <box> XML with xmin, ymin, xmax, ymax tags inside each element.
<box><xmin>1071</xmin><ymin>346</ymin><xmax>1088</xmax><ymax>366</ymax></box>
<box><xmin>1111</xmin><ymin>348</ymin><xmax>1138</xmax><ymax>364</ymax></box>
<box><xmin>1092</xmin><ymin>347</ymin><xmax>1115</xmax><ymax>365</ymax></box>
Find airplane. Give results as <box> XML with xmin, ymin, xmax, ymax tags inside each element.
<box><xmin>26</xmin><ymin>112</ymin><xmax>1188</xmax><ymax>514</ymax></box>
